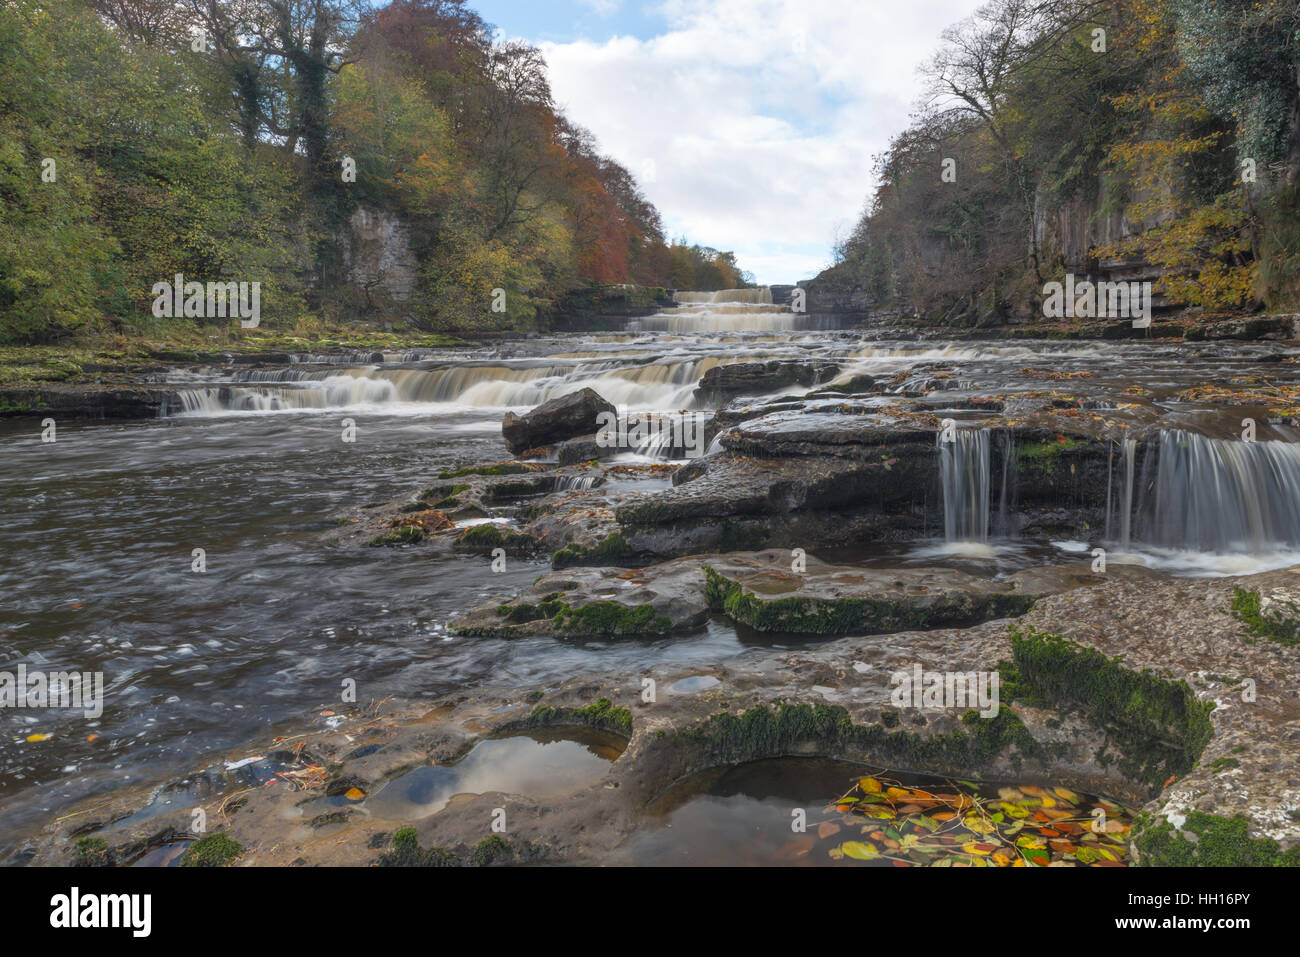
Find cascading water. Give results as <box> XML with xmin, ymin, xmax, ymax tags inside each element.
<box><xmin>1141</xmin><ymin>430</ymin><xmax>1300</xmax><ymax>553</ymax></box>
<box><xmin>173</xmin><ymin>357</ymin><xmax>726</xmax><ymax>415</ymax></box>
<box><xmin>631</xmin><ymin>287</ymin><xmax>803</xmax><ymax>333</ymax></box>
<box><xmin>1118</xmin><ymin>437</ymin><xmax>1136</xmax><ymax>549</ymax></box>
<box><xmin>938</xmin><ymin>428</ymin><xmax>991</xmax><ymax>543</ymax></box>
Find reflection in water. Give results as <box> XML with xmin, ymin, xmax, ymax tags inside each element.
<box><xmin>364</xmin><ymin>729</ymin><xmax>624</xmax><ymax>821</ymax></box>
<box><xmin>621</xmin><ymin>759</ymin><xmax>1133</xmax><ymax>867</ymax></box>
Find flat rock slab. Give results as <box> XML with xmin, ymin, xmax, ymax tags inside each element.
<box><xmin>24</xmin><ymin>568</ymin><xmax>1299</xmax><ymax>867</ymax></box>
<box><xmin>451</xmin><ymin>548</ymin><xmax>1149</xmax><ymax>640</ymax></box>
<box><xmin>450</xmin><ymin>559</ymin><xmax>712</xmax><ymax>638</ymax></box>
<box><xmin>704</xmin><ymin>550</ymin><xmax>1037</xmax><ymax>634</ymax></box>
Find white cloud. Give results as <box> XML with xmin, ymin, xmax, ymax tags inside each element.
<box><xmin>540</xmin><ymin>0</ymin><xmax>984</xmax><ymax>283</ymax></box>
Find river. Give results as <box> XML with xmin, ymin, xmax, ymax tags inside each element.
<box><xmin>3</xmin><ymin>287</ymin><xmax>1299</xmax><ymax>855</ymax></box>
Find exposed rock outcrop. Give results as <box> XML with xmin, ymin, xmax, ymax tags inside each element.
<box><xmin>501</xmin><ymin>388</ymin><xmax>616</xmax><ymax>455</ymax></box>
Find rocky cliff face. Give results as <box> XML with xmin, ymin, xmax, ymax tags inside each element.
<box><xmin>790</xmin><ymin>267</ymin><xmax>874</xmax><ymax>320</ymax></box>
<box><xmin>336</xmin><ymin>206</ymin><xmax>420</xmax><ymax>317</ymax></box>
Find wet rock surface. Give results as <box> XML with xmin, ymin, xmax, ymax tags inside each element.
<box><xmin>501</xmin><ymin>387</ymin><xmax>616</xmax><ymax>454</ymax></box>
<box><xmin>28</xmin><ymin>569</ymin><xmax>1296</xmax><ymax>867</ymax></box>
<box><xmin>15</xmin><ymin>327</ymin><xmax>1300</xmax><ymax>867</ymax></box>
<box><xmin>692</xmin><ymin>359</ymin><xmax>840</xmax><ymax>405</ymax></box>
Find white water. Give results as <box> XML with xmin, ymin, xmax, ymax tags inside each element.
<box><xmin>1143</xmin><ymin>430</ymin><xmax>1300</xmax><ymax>553</ymax></box>
<box><xmin>939</xmin><ymin>428</ymin><xmax>991</xmax><ymax>544</ymax></box>
<box><xmin>176</xmin><ymin>357</ymin><xmax>725</xmax><ymax>416</ymax></box>
<box><xmin>632</xmin><ymin>287</ymin><xmax>801</xmax><ymax>333</ymax></box>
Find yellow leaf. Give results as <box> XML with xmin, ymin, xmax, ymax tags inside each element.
<box><xmin>840</xmin><ymin>841</ymin><xmax>879</xmax><ymax>860</ymax></box>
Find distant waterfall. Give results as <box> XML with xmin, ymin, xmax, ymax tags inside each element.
<box><xmin>633</xmin><ymin>287</ymin><xmax>809</xmax><ymax>333</ymax></box>
<box><xmin>939</xmin><ymin>428</ymin><xmax>991</xmax><ymax>542</ymax></box>
<box><xmin>1141</xmin><ymin>430</ymin><xmax>1300</xmax><ymax>552</ymax></box>
<box><xmin>673</xmin><ymin>288</ymin><xmax>774</xmax><ymax>305</ymax></box>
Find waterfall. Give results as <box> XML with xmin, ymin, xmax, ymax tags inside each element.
<box><xmin>992</xmin><ymin>431</ymin><xmax>1018</xmax><ymax>537</ymax></box>
<box><xmin>673</xmin><ymin>288</ymin><xmax>774</xmax><ymax>305</ymax></box>
<box><xmin>633</xmin><ymin>287</ymin><xmax>804</xmax><ymax>333</ymax></box>
<box><xmin>938</xmin><ymin>428</ymin><xmax>991</xmax><ymax>542</ymax></box>
<box><xmin>1141</xmin><ymin>430</ymin><xmax>1300</xmax><ymax>552</ymax></box>
<box><xmin>172</xmin><ymin>357</ymin><xmax>728</xmax><ymax>415</ymax></box>
<box><xmin>1119</xmin><ymin>437</ymin><xmax>1136</xmax><ymax>549</ymax></box>
<box><xmin>1104</xmin><ymin>437</ymin><xmax>1137</xmax><ymax>547</ymax></box>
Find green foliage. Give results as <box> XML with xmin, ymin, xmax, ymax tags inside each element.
<box><xmin>179</xmin><ymin>832</ymin><xmax>243</xmax><ymax>867</ymax></box>
<box><xmin>0</xmin><ymin>0</ymin><xmax>746</xmax><ymax>345</ymax></box>
<box><xmin>1230</xmin><ymin>587</ymin><xmax>1300</xmax><ymax>646</ymax></box>
<box><xmin>1008</xmin><ymin>627</ymin><xmax>1215</xmax><ymax>788</ymax></box>
<box><xmin>379</xmin><ymin>827</ymin><xmax>460</xmax><ymax>867</ymax></box>
<box><xmin>73</xmin><ymin>837</ymin><xmax>113</xmax><ymax>867</ymax></box>
<box><xmin>834</xmin><ymin>0</ymin><xmax>1300</xmax><ymax>320</ymax></box>
<box><xmin>526</xmin><ymin>696</ymin><xmax>632</xmax><ymax>734</ymax></box>
<box><xmin>369</xmin><ymin>526</ymin><xmax>426</xmax><ymax>547</ymax></box>
<box><xmin>1134</xmin><ymin>810</ymin><xmax>1300</xmax><ymax>867</ymax></box>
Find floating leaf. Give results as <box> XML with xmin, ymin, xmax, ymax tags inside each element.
<box><xmin>840</xmin><ymin>841</ymin><xmax>879</xmax><ymax>861</ymax></box>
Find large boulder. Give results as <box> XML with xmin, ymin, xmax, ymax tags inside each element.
<box><xmin>693</xmin><ymin>360</ymin><xmax>839</xmax><ymax>406</ymax></box>
<box><xmin>502</xmin><ymin>388</ymin><xmax>616</xmax><ymax>455</ymax></box>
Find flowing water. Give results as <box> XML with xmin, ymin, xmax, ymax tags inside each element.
<box><xmin>3</xmin><ymin>287</ymin><xmax>1300</xmax><ymax>853</ymax></box>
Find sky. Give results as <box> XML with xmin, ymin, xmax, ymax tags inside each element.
<box><xmin>468</xmin><ymin>0</ymin><xmax>986</xmax><ymax>285</ymax></box>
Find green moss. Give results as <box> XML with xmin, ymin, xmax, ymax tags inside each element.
<box><xmin>179</xmin><ymin>832</ymin><xmax>243</xmax><ymax>867</ymax></box>
<box><xmin>527</xmin><ymin>696</ymin><xmax>632</xmax><ymax>735</ymax></box>
<box><xmin>472</xmin><ymin>597</ymin><xmax>668</xmax><ymax>638</ymax></box>
<box><xmin>1016</xmin><ymin>438</ymin><xmax>1089</xmax><ymax>476</ymax></box>
<box><xmin>453</xmin><ymin>523</ymin><xmax>537</xmax><ymax>553</ymax></box>
<box><xmin>1208</xmin><ymin>756</ymin><xmax>1240</xmax><ymax>773</ymax></box>
<box><xmin>417</xmin><ymin>482</ymin><xmax>467</xmax><ymax>502</ymax></box>
<box><xmin>73</xmin><ymin>836</ymin><xmax>114</xmax><ymax>867</ymax></box>
<box><xmin>470</xmin><ymin>835</ymin><xmax>511</xmax><ymax>867</ymax></box>
<box><xmin>704</xmin><ymin>566</ymin><xmax>1032</xmax><ymax>634</ymax></box>
<box><xmin>528</xmin><ymin>704</ymin><xmax>558</xmax><ymax>723</ymax></box>
<box><xmin>1133</xmin><ymin>811</ymin><xmax>1300</xmax><ymax>867</ymax></box>
<box><xmin>368</xmin><ymin>525</ymin><xmax>426</xmax><ymax>547</ymax></box>
<box><xmin>1008</xmin><ymin>627</ymin><xmax>1214</xmax><ymax>788</ymax></box>
<box><xmin>574</xmin><ymin>697</ymin><xmax>633</xmax><ymax>734</ymax></box>
<box><xmin>552</xmin><ymin>601</ymin><xmax>672</xmax><ymax>637</ymax></box>
<box><xmin>378</xmin><ymin>827</ymin><xmax>460</xmax><ymax>867</ymax></box>
<box><xmin>552</xmin><ymin>531</ymin><xmax>637</xmax><ymax>569</ymax></box>
<box><xmin>678</xmin><ymin>700</ymin><xmax>1037</xmax><ymax>770</ymax></box>
<box><xmin>1230</xmin><ymin>587</ymin><xmax>1300</xmax><ymax>646</ymax></box>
